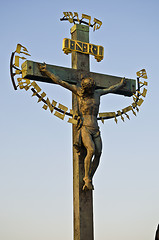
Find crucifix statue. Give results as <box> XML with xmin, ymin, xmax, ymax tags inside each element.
<box><xmin>39</xmin><ymin>63</ymin><xmax>125</xmax><ymax>190</ymax></box>
<box><xmin>10</xmin><ymin>12</ymin><xmax>148</xmax><ymax>240</ymax></box>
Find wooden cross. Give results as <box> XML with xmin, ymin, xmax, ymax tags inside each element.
<box><xmin>22</xmin><ymin>24</ymin><xmax>136</xmax><ymax>240</ymax></box>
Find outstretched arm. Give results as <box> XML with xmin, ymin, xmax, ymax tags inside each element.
<box><xmin>39</xmin><ymin>63</ymin><xmax>78</xmax><ymax>95</ymax></box>
<box><xmin>97</xmin><ymin>78</ymin><xmax>126</xmax><ymax>96</ymax></box>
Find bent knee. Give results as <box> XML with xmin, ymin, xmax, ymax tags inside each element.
<box><xmin>87</xmin><ymin>147</ymin><xmax>95</xmax><ymax>156</ymax></box>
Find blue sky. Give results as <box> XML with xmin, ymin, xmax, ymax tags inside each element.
<box><xmin>0</xmin><ymin>0</ymin><xmax>159</xmax><ymax>240</ymax></box>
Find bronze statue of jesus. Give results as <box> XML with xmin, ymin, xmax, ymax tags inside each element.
<box><xmin>39</xmin><ymin>64</ymin><xmax>125</xmax><ymax>190</ymax></box>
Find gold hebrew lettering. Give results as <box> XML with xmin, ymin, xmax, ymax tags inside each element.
<box><xmin>42</xmin><ymin>104</ymin><xmax>48</xmax><ymax>110</ymax></box>
<box><xmin>100</xmin><ymin>118</ymin><xmax>104</xmax><ymax>124</ymax></box>
<box><xmin>46</xmin><ymin>98</ymin><xmax>56</xmax><ymax>113</ymax></box>
<box><xmin>37</xmin><ymin>92</ymin><xmax>46</xmax><ymax>102</ymax></box>
<box><xmin>133</xmin><ymin>96</ymin><xmax>137</xmax><ymax>102</ymax></box>
<box><xmin>117</xmin><ymin>110</ymin><xmax>122</xmax><ymax>116</ymax></box>
<box><xmin>132</xmin><ymin>109</ymin><xmax>137</xmax><ymax>116</ymax></box>
<box><xmin>15</xmin><ymin>70</ymin><xmax>21</xmax><ymax>74</ymax></box>
<box><xmin>14</xmin><ymin>56</ymin><xmax>26</xmax><ymax>67</ymax></box>
<box><xmin>132</xmin><ymin>102</ymin><xmax>136</xmax><ymax>108</ymax></box>
<box><xmin>52</xmin><ymin>100</ymin><xmax>57</xmax><ymax>107</ymax></box>
<box><xmin>58</xmin><ymin>103</ymin><xmax>68</xmax><ymax>112</ymax></box>
<box><xmin>20</xmin><ymin>51</ymin><xmax>31</xmax><ymax>56</ymax></box>
<box><xmin>46</xmin><ymin>98</ymin><xmax>52</xmax><ymax>111</ymax></box>
<box><xmin>43</xmin><ymin>100</ymin><xmax>57</xmax><ymax>111</ymax></box>
<box><xmin>115</xmin><ymin>118</ymin><xmax>118</xmax><ymax>124</ymax></box>
<box><xmin>17</xmin><ymin>78</ymin><xmax>23</xmax><ymax>83</ymax></box>
<box><xmin>63</xmin><ymin>12</ymin><xmax>74</xmax><ymax>23</ymax></box>
<box><xmin>136</xmin><ymin>69</ymin><xmax>147</xmax><ymax>79</ymax></box>
<box><xmin>136</xmin><ymin>98</ymin><xmax>144</xmax><ymax>106</ymax></box>
<box><xmin>99</xmin><ymin>112</ymin><xmax>116</xmax><ymax>118</ymax></box>
<box><xmin>68</xmin><ymin>109</ymin><xmax>78</xmax><ymax>124</ymax></box>
<box><xmin>24</xmin><ymin>85</ymin><xmax>30</xmax><ymax>91</ymax></box>
<box><xmin>24</xmin><ymin>79</ymin><xmax>31</xmax><ymax>91</ymax></box>
<box><xmin>32</xmin><ymin>91</ymin><xmax>37</xmax><ymax>97</ymax></box>
<box><xmin>117</xmin><ymin>110</ymin><xmax>124</xmax><ymax>122</ymax></box>
<box><xmin>82</xmin><ymin>14</ymin><xmax>91</xmax><ymax>26</ymax></box>
<box><xmin>25</xmin><ymin>79</ymin><xmax>30</xmax><ymax>85</ymax></box>
<box><xmin>132</xmin><ymin>102</ymin><xmax>139</xmax><ymax>112</ymax></box>
<box><xmin>20</xmin><ymin>56</ymin><xmax>26</xmax><ymax>60</ymax></box>
<box><xmin>121</xmin><ymin>115</ymin><xmax>124</xmax><ymax>122</ymax></box>
<box><xmin>54</xmin><ymin>111</ymin><xmax>64</xmax><ymax>120</ymax></box>
<box><xmin>18</xmin><ymin>82</ymin><xmax>25</xmax><ymax>89</ymax></box>
<box><xmin>93</xmin><ymin>18</ymin><xmax>102</xmax><ymax>31</ymax></box>
<box><xmin>69</xmin><ymin>109</ymin><xmax>78</xmax><ymax>118</ymax></box>
<box><xmin>74</xmin><ymin>12</ymin><xmax>80</xmax><ymax>23</ymax></box>
<box><xmin>122</xmin><ymin>106</ymin><xmax>133</xmax><ymax>113</ymax></box>
<box><xmin>142</xmin><ymin>69</ymin><xmax>147</xmax><ymax>79</ymax></box>
<box><xmin>102</xmin><ymin>118</ymin><xmax>105</xmax><ymax>124</ymax></box>
<box><xmin>31</xmin><ymin>81</ymin><xmax>41</xmax><ymax>93</ymax></box>
<box><xmin>137</xmin><ymin>88</ymin><xmax>147</xmax><ymax>98</ymax></box>
<box><xmin>136</xmin><ymin>90</ymin><xmax>141</xmax><ymax>95</ymax></box>
<box><xmin>70</xmin><ymin>109</ymin><xmax>73</xmax><ymax>115</ymax></box>
<box><xmin>14</xmin><ymin>56</ymin><xmax>19</xmax><ymax>67</ymax></box>
<box><xmin>16</xmin><ymin>44</ymin><xmax>21</xmax><ymax>54</ymax></box>
<box><xmin>15</xmin><ymin>44</ymin><xmax>28</xmax><ymax>54</ymax></box>
<box><xmin>135</xmin><ymin>106</ymin><xmax>139</xmax><ymax>112</ymax></box>
<box><xmin>68</xmin><ymin>12</ymin><xmax>74</xmax><ymax>23</ymax></box>
<box><xmin>68</xmin><ymin>118</ymin><xmax>78</xmax><ymax>125</ymax></box>
<box><xmin>22</xmin><ymin>46</ymin><xmax>28</xmax><ymax>52</ymax></box>
<box><xmin>139</xmin><ymin>81</ymin><xmax>148</xmax><ymax>86</ymax></box>
<box><xmin>17</xmin><ymin>78</ymin><xmax>23</xmax><ymax>89</ymax></box>
<box><xmin>133</xmin><ymin>93</ymin><xmax>140</xmax><ymax>99</ymax></box>
<box><xmin>125</xmin><ymin>113</ymin><xmax>130</xmax><ymax>120</ymax></box>
<box><xmin>17</xmin><ymin>78</ymin><xmax>31</xmax><ymax>90</ymax></box>
<box><xmin>142</xmin><ymin>88</ymin><xmax>147</xmax><ymax>97</ymax></box>
<box><xmin>54</xmin><ymin>103</ymin><xmax>68</xmax><ymax>120</ymax></box>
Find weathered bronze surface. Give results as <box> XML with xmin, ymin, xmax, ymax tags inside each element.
<box><xmin>39</xmin><ymin>64</ymin><xmax>125</xmax><ymax>190</ymax></box>
<box><xmin>22</xmin><ymin>60</ymin><xmax>136</xmax><ymax>96</ymax></box>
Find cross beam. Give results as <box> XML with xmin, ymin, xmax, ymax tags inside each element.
<box><xmin>22</xmin><ymin>60</ymin><xmax>136</xmax><ymax>97</ymax></box>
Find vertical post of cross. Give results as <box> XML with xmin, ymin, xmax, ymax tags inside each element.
<box><xmin>71</xmin><ymin>24</ymin><xmax>94</xmax><ymax>240</ymax></box>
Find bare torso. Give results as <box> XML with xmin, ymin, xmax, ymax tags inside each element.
<box><xmin>39</xmin><ymin>64</ymin><xmax>125</xmax><ymax>190</ymax></box>
<box><xmin>78</xmin><ymin>90</ymin><xmax>100</xmax><ymax>129</ymax></box>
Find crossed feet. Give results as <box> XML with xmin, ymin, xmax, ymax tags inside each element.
<box><xmin>83</xmin><ymin>177</ymin><xmax>94</xmax><ymax>191</ymax></box>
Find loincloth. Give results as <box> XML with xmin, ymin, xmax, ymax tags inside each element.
<box><xmin>82</xmin><ymin>125</ymin><xmax>100</xmax><ymax>139</ymax></box>
<box><xmin>74</xmin><ymin>125</ymin><xmax>100</xmax><ymax>153</ymax></box>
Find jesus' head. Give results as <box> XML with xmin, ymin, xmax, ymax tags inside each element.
<box><xmin>81</xmin><ymin>77</ymin><xmax>96</xmax><ymax>94</ymax></box>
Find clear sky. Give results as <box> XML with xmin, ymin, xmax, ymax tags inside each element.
<box><xmin>0</xmin><ymin>0</ymin><xmax>159</xmax><ymax>240</ymax></box>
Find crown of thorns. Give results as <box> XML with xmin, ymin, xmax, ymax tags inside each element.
<box><xmin>81</xmin><ymin>77</ymin><xmax>96</xmax><ymax>89</ymax></box>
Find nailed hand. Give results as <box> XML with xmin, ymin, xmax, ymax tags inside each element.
<box><xmin>38</xmin><ymin>63</ymin><xmax>47</xmax><ymax>72</ymax></box>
